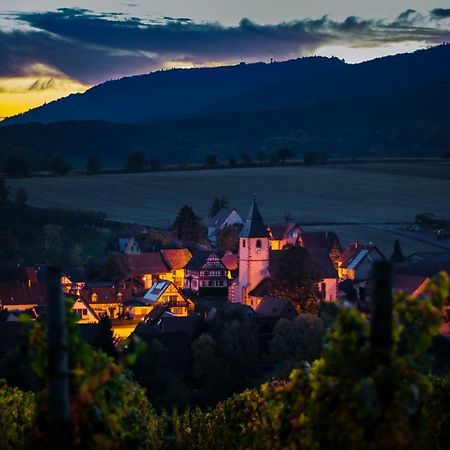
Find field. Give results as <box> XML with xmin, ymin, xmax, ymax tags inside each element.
<box><xmin>7</xmin><ymin>161</ymin><xmax>450</xmax><ymax>256</ymax></box>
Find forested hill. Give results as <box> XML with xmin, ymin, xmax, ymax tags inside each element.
<box><xmin>3</xmin><ymin>44</ymin><xmax>450</xmax><ymax>125</ymax></box>
<box><xmin>1</xmin><ymin>75</ymin><xmax>449</xmax><ymax>167</ymax></box>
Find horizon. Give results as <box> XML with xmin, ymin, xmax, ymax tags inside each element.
<box><xmin>1</xmin><ymin>2</ymin><xmax>449</xmax><ymax>119</ymax></box>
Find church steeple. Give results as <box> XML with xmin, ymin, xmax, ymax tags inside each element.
<box><xmin>240</xmin><ymin>197</ymin><xmax>268</xmax><ymax>238</ymax></box>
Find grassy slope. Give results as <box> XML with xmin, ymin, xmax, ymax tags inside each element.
<box><xmin>7</xmin><ymin>161</ymin><xmax>450</xmax><ymax>255</ymax></box>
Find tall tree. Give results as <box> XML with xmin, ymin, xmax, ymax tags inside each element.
<box><xmin>93</xmin><ymin>317</ymin><xmax>119</xmax><ymax>357</ymax></box>
<box><xmin>3</xmin><ymin>154</ymin><xmax>30</xmax><ymax>177</ymax></box>
<box><xmin>173</xmin><ymin>205</ymin><xmax>204</xmax><ymax>242</ymax></box>
<box><xmin>86</xmin><ymin>155</ymin><xmax>101</xmax><ymax>174</ymax></box>
<box><xmin>209</xmin><ymin>196</ymin><xmax>229</xmax><ymax>217</ymax></box>
<box><xmin>390</xmin><ymin>239</ymin><xmax>406</xmax><ymax>263</ymax></box>
<box><xmin>269</xmin><ymin>245</ymin><xmax>322</xmax><ymax>313</ymax></box>
<box><xmin>217</xmin><ymin>225</ymin><xmax>240</xmax><ymax>253</ymax></box>
<box><xmin>203</xmin><ymin>154</ymin><xmax>218</xmax><ymax>168</ymax></box>
<box><xmin>0</xmin><ymin>231</ymin><xmax>17</xmax><ymax>264</ymax></box>
<box><xmin>0</xmin><ymin>178</ymin><xmax>8</xmax><ymax>205</ymax></box>
<box><xmin>39</xmin><ymin>224</ymin><xmax>63</xmax><ymax>265</ymax></box>
<box><xmin>15</xmin><ymin>187</ymin><xmax>28</xmax><ymax>206</ymax></box>
<box><xmin>51</xmin><ymin>155</ymin><xmax>71</xmax><ymax>176</ymax></box>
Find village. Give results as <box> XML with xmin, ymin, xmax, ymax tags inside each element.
<box><xmin>1</xmin><ymin>196</ymin><xmax>449</xmax><ymax>355</ymax></box>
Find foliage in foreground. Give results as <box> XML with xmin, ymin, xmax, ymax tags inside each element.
<box><xmin>0</xmin><ymin>273</ymin><xmax>448</xmax><ymax>450</ymax></box>
<box><xmin>172</xmin><ymin>272</ymin><xmax>450</xmax><ymax>450</ymax></box>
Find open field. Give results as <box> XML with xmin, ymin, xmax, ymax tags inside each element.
<box><xmin>7</xmin><ymin>161</ymin><xmax>450</xmax><ymax>255</ymax></box>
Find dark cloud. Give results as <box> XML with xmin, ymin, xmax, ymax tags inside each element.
<box><xmin>0</xmin><ymin>8</ymin><xmax>449</xmax><ymax>84</ymax></box>
<box><xmin>430</xmin><ymin>8</ymin><xmax>450</xmax><ymax>19</ymax></box>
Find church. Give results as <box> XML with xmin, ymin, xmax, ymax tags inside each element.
<box><xmin>229</xmin><ymin>198</ymin><xmax>340</xmax><ymax>309</ymax></box>
<box><xmin>228</xmin><ymin>198</ymin><xmax>270</xmax><ymax>308</ymax></box>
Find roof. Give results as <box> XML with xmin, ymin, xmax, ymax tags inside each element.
<box><xmin>158</xmin><ymin>315</ymin><xmax>201</xmax><ymax>338</ymax></box>
<box><xmin>396</xmin><ymin>261</ymin><xmax>450</xmax><ymax>278</ymax></box>
<box><xmin>81</xmin><ymin>286</ymin><xmax>134</xmax><ymax>304</ymax></box>
<box><xmin>221</xmin><ymin>252</ymin><xmax>238</xmax><ymax>271</ymax></box>
<box><xmin>184</xmin><ymin>250</ymin><xmax>225</xmax><ymax>271</ymax></box>
<box><xmin>240</xmin><ymin>199</ymin><xmax>268</xmax><ymax>238</ymax></box>
<box><xmin>208</xmin><ymin>208</ymin><xmax>242</xmax><ymax>228</ymax></box>
<box><xmin>337</xmin><ymin>242</ymin><xmax>384</xmax><ymax>268</ymax></box>
<box><xmin>118</xmin><ymin>237</ymin><xmax>140</xmax><ymax>253</ymax></box>
<box><xmin>0</xmin><ymin>282</ymin><xmax>47</xmax><ymax>306</ymax></box>
<box><xmin>300</xmin><ymin>231</ymin><xmax>341</xmax><ymax>251</ymax></box>
<box><xmin>393</xmin><ymin>274</ymin><xmax>429</xmax><ymax>295</ymax></box>
<box><xmin>255</xmin><ymin>295</ymin><xmax>296</xmax><ymax>318</ymax></box>
<box><xmin>161</xmin><ymin>248</ymin><xmax>192</xmax><ymax>270</ymax></box>
<box><xmin>269</xmin><ymin>223</ymin><xmax>302</xmax><ymax>241</ymax></box>
<box><xmin>248</xmin><ymin>277</ymin><xmax>272</xmax><ymax>298</ymax></box>
<box><xmin>144</xmin><ymin>280</ymin><xmax>172</xmax><ymax>302</ymax></box>
<box><xmin>308</xmin><ymin>248</ymin><xmax>338</xmax><ymax>279</ymax></box>
<box><xmin>114</xmin><ymin>252</ymin><xmax>170</xmax><ymax>275</ymax></box>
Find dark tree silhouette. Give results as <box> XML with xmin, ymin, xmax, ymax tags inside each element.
<box><xmin>209</xmin><ymin>196</ymin><xmax>229</xmax><ymax>217</ymax></box>
<box><xmin>217</xmin><ymin>225</ymin><xmax>240</xmax><ymax>253</ymax></box>
<box><xmin>173</xmin><ymin>205</ymin><xmax>205</xmax><ymax>242</ymax></box>
<box><xmin>94</xmin><ymin>317</ymin><xmax>119</xmax><ymax>357</ymax></box>
<box><xmin>269</xmin><ymin>245</ymin><xmax>323</xmax><ymax>313</ymax></box>
<box><xmin>86</xmin><ymin>155</ymin><xmax>101</xmax><ymax>174</ymax></box>
<box><xmin>203</xmin><ymin>154</ymin><xmax>218</xmax><ymax>168</ymax></box>
<box><xmin>241</xmin><ymin>153</ymin><xmax>253</xmax><ymax>166</ymax></box>
<box><xmin>3</xmin><ymin>154</ymin><xmax>30</xmax><ymax>177</ymax></box>
<box><xmin>277</xmin><ymin>147</ymin><xmax>294</xmax><ymax>164</ymax></box>
<box><xmin>0</xmin><ymin>178</ymin><xmax>9</xmax><ymax>204</ymax></box>
<box><xmin>125</xmin><ymin>152</ymin><xmax>146</xmax><ymax>172</ymax></box>
<box><xmin>51</xmin><ymin>155</ymin><xmax>71</xmax><ymax>176</ymax></box>
<box><xmin>390</xmin><ymin>239</ymin><xmax>406</xmax><ymax>263</ymax></box>
<box><xmin>228</xmin><ymin>156</ymin><xmax>237</xmax><ymax>167</ymax></box>
<box><xmin>15</xmin><ymin>187</ymin><xmax>28</xmax><ymax>206</ymax></box>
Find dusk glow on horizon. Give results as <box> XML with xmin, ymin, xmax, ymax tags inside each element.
<box><xmin>1</xmin><ymin>1</ymin><xmax>449</xmax><ymax>119</ymax></box>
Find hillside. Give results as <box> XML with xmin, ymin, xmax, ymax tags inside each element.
<box><xmin>3</xmin><ymin>44</ymin><xmax>450</xmax><ymax>126</ymax></box>
<box><xmin>0</xmin><ymin>75</ymin><xmax>449</xmax><ymax>167</ymax></box>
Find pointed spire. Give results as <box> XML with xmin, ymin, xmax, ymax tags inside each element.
<box><xmin>240</xmin><ymin>197</ymin><xmax>268</xmax><ymax>238</ymax></box>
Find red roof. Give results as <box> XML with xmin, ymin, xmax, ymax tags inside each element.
<box><xmin>337</xmin><ymin>242</ymin><xmax>384</xmax><ymax>268</ymax></box>
<box><xmin>221</xmin><ymin>252</ymin><xmax>238</xmax><ymax>271</ymax></box>
<box><xmin>81</xmin><ymin>286</ymin><xmax>135</xmax><ymax>305</ymax></box>
<box><xmin>111</xmin><ymin>252</ymin><xmax>170</xmax><ymax>276</ymax></box>
<box><xmin>0</xmin><ymin>282</ymin><xmax>47</xmax><ymax>307</ymax></box>
<box><xmin>308</xmin><ymin>248</ymin><xmax>338</xmax><ymax>279</ymax></box>
<box><xmin>161</xmin><ymin>249</ymin><xmax>192</xmax><ymax>270</ymax></box>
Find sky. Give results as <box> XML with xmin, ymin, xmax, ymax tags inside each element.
<box><xmin>1</xmin><ymin>1</ymin><xmax>450</xmax><ymax>119</ymax></box>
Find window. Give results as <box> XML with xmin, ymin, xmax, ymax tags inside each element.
<box><xmin>256</xmin><ymin>239</ymin><xmax>262</xmax><ymax>253</ymax></box>
<box><xmin>242</xmin><ymin>240</ymin><xmax>246</xmax><ymax>248</ymax></box>
<box><xmin>91</xmin><ymin>292</ymin><xmax>98</xmax><ymax>302</ymax></box>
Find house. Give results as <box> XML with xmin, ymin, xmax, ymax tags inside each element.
<box><xmin>115</xmin><ymin>252</ymin><xmax>172</xmax><ymax>289</ymax></box>
<box><xmin>60</xmin><ymin>267</ymin><xmax>87</xmax><ymax>294</ymax></box>
<box><xmin>144</xmin><ymin>280</ymin><xmax>194</xmax><ymax>316</ymax></box>
<box><xmin>208</xmin><ymin>208</ymin><xmax>244</xmax><ymax>244</ymax></box>
<box><xmin>81</xmin><ymin>282</ymin><xmax>134</xmax><ymax>319</ymax></box>
<box><xmin>337</xmin><ymin>242</ymin><xmax>384</xmax><ymax>280</ymax></box>
<box><xmin>118</xmin><ymin>237</ymin><xmax>141</xmax><ymax>254</ymax></box>
<box><xmin>308</xmin><ymin>247</ymin><xmax>339</xmax><ymax>301</ymax></box>
<box><xmin>184</xmin><ymin>251</ymin><xmax>229</xmax><ymax>296</ymax></box>
<box><xmin>160</xmin><ymin>248</ymin><xmax>192</xmax><ymax>288</ymax></box>
<box><xmin>255</xmin><ymin>295</ymin><xmax>297</xmax><ymax>320</ymax></box>
<box><xmin>71</xmin><ymin>296</ymin><xmax>99</xmax><ymax>323</ymax></box>
<box><xmin>268</xmin><ymin>223</ymin><xmax>303</xmax><ymax>250</ymax></box>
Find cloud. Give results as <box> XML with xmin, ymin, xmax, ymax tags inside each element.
<box><xmin>430</xmin><ymin>8</ymin><xmax>450</xmax><ymax>19</ymax></box>
<box><xmin>0</xmin><ymin>8</ymin><xmax>449</xmax><ymax>85</ymax></box>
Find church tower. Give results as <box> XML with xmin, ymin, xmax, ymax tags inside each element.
<box><xmin>233</xmin><ymin>197</ymin><xmax>270</xmax><ymax>307</ymax></box>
